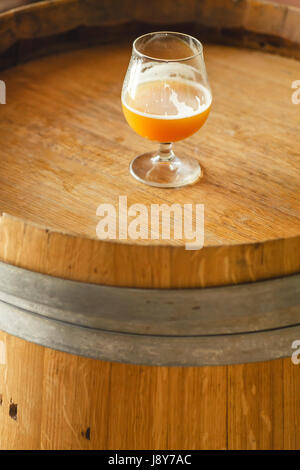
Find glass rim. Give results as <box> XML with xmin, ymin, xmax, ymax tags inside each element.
<box><xmin>133</xmin><ymin>31</ymin><xmax>203</xmax><ymax>62</ymax></box>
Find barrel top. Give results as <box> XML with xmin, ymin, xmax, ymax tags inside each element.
<box><xmin>1</xmin><ymin>42</ymin><xmax>299</xmax><ymax>241</ymax></box>
<box><xmin>0</xmin><ymin>0</ymin><xmax>299</xmax><ymax>287</ymax></box>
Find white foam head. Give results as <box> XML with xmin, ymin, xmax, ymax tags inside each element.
<box><xmin>123</xmin><ymin>61</ymin><xmax>212</xmax><ymax>119</ymax></box>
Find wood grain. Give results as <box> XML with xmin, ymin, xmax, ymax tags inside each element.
<box><xmin>0</xmin><ymin>42</ymin><xmax>299</xmax><ymax>287</ymax></box>
<box><xmin>0</xmin><ymin>331</ymin><xmax>300</xmax><ymax>449</ymax></box>
<box><xmin>228</xmin><ymin>360</ymin><xmax>285</xmax><ymax>449</ymax></box>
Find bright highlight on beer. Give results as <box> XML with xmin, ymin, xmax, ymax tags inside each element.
<box><xmin>121</xmin><ymin>32</ymin><xmax>212</xmax><ymax>188</ymax></box>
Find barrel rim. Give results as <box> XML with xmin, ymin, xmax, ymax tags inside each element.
<box><xmin>1</xmin><ymin>212</ymin><xmax>300</xmax><ymax>251</ymax></box>
<box><xmin>0</xmin><ymin>0</ymin><xmax>300</xmax><ymax>59</ymax></box>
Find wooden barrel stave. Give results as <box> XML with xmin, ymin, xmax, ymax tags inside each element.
<box><xmin>1</xmin><ymin>0</ymin><xmax>300</xmax><ymax>58</ymax></box>
<box><xmin>1</xmin><ymin>0</ymin><xmax>300</xmax><ymax>72</ymax></box>
<box><xmin>0</xmin><ymin>331</ymin><xmax>300</xmax><ymax>449</ymax></box>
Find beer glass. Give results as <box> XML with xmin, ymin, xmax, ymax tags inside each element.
<box><xmin>121</xmin><ymin>31</ymin><xmax>212</xmax><ymax>188</ymax></box>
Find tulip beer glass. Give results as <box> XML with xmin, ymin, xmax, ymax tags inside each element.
<box><xmin>122</xmin><ymin>32</ymin><xmax>212</xmax><ymax>188</ymax></box>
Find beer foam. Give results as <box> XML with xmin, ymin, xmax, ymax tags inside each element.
<box><xmin>123</xmin><ymin>62</ymin><xmax>212</xmax><ymax>119</ymax></box>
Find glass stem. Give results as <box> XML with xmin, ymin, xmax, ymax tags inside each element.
<box><xmin>157</xmin><ymin>142</ymin><xmax>175</xmax><ymax>162</ymax></box>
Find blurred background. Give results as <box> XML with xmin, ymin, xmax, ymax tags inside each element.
<box><xmin>0</xmin><ymin>0</ymin><xmax>300</xmax><ymax>13</ymax></box>
<box><xmin>0</xmin><ymin>0</ymin><xmax>39</xmax><ymax>12</ymax></box>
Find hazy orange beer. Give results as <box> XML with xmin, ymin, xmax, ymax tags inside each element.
<box><xmin>122</xmin><ymin>79</ymin><xmax>211</xmax><ymax>142</ymax></box>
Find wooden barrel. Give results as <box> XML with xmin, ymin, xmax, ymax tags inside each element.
<box><xmin>0</xmin><ymin>0</ymin><xmax>299</xmax><ymax>449</ymax></box>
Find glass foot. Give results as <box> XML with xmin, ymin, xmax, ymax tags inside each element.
<box><xmin>129</xmin><ymin>152</ymin><xmax>202</xmax><ymax>188</ymax></box>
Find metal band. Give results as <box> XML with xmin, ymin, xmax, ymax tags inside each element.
<box><xmin>0</xmin><ymin>261</ymin><xmax>299</xmax><ymax>335</ymax></box>
<box><xmin>0</xmin><ymin>262</ymin><xmax>299</xmax><ymax>365</ymax></box>
<box><xmin>0</xmin><ymin>300</ymin><xmax>299</xmax><ymax>366</ymax></box>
